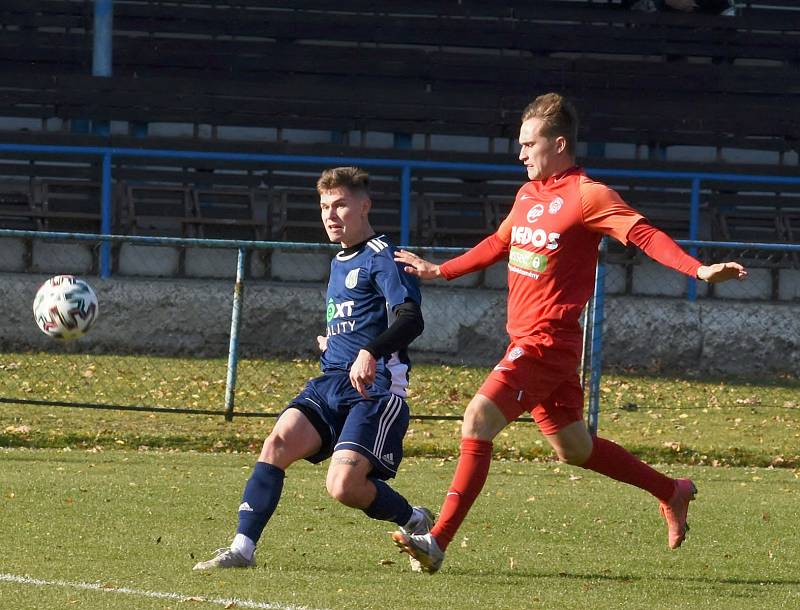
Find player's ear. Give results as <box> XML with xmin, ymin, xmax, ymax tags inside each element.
<box><xmin>362</xmin><ymin>196</ymin><xmax>372</xmax><ymax>217</ymax></box>
<box><xmin>555</xmin><ymin>136</ymin><xmax>567</xmax><ymax>155</ymax></box>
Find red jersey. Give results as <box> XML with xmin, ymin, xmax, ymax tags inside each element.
<box><xmin>441</xmin><ymin>166</ymin><xmax>643</xmax><ymax>352</ymax></box>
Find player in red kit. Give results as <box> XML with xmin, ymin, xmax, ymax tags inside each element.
<box><xmin>390</xmin><ymin>92</ymin><xmax>747</xmax><ymax>573</ymax></box>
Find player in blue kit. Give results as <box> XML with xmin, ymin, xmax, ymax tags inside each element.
<box><xmin>194</xmin><ymin>166</ymin><xmax>432</xmax><ymax>570</ymax></box>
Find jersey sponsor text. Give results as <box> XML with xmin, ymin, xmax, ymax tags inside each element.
<box><xmin>510</xmin><ymin>226</ymin><xmax>560</xmax><ymax>250</ymax></box>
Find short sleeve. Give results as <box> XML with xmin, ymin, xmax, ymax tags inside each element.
<box><xmin>579</xmin><ymin>179</ymin><xmax>644</xmax><ymax>245</ymax></box>
<box><xmin>370</xmin><ymin>250</ymin><xmax>422</xmax><ymax>309</ymax></box>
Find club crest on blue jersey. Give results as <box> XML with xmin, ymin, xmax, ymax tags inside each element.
<box><xmin>345</xmin><ymin>268</ymin><xmax>360</xmax><ymax>289</ymax></box>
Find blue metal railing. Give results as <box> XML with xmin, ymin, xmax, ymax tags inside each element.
<box><xmin>224</xmin><ymin>248</ymin><xmax>246</xmax><ymax>421</ymax></box>
<box><xmin>2</xmin><ymin>227</ymin><xmax>798</xmax><ymax>429</ymax></box>
<box><xmin>587</xmin><ymin>238</ymin><xmax>607</xmax><ymax>437</ymax></box>
<box><xmin>2</xmin><ymin>141</ymin><xmax>799</xmax><ymax>280</ymax></box>
<box><xmin>3</xmin><ymin>141</ymin><xmax>800</xmax><ymax>428</ymax></box>
<box><xmin>584</xmin><ymin>237</ymin><xmax>800</xmax><ymax>432</ymax></box>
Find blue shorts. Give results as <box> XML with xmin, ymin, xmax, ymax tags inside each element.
<box><xmin>285</xmin><ymin>372</ymin><xmax>409</xmax><ymax>479</ymax></box>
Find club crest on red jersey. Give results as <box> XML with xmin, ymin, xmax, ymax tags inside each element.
<box><xmin>526</xmin><ymin>204</ymin><xmax>544</xmax><ymax>223</ymax></box>
<box><xmin>548</xmin><ymin>197</ymin><xmax>564</xmax><ymax>215</ymax></box>
<box><xmin>508</xmin><ymin>346</ymin><xmax>524</xmax><ymax>361</ymax></box>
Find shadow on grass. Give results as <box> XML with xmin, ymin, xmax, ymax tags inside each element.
<box><xmin>603</xmin><ymin>368</ymin><xmax>799</xmax><ymax>389</ymax></box>
<box><xmin>436</xmin><ymin>567</ymin><xmax>800</xmax><ymax>588</ymax></box>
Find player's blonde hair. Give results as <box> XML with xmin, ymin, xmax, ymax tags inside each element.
<box><xmin>316</xmin><ymin>166</ymin><xmax>370</xmax><ymax>196</ymax></box>
<box><xmin>521</xmin><ymin>93</ymin><xmax>578</xmax><ymax>156</ymax></box>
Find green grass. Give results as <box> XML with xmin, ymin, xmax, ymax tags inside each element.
<box><xmin>2</xmin><ymin>353</ymin><xmax>799</xmax><ymax>608</ymax></box>
<box><xmin>1</xmin><ymin>449</ymin><xmax>799</xmax><ymax>610</ymax></box>
<box><xmin>1</xmin><ymin>352</ymin><xmax>799</xmax><ymax>467</ymax></box>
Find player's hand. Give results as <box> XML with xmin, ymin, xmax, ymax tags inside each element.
<box><xmin>394</xmin><ymin>249</ymin><xmax>441</xmax><ymax>280</ymax></box>
<box><xmin>316</xmin><ymin>335</ymin><xmax>328</xmax><ymax>352</ymax></box>
<box><xmin>350</xmin><ymin>349</ymin><xmax>376</xmax><ymax>399</ymax></box>
<box><xmin>697</xmin><ymin>262</ymin><xmax>748</xmax><ymax>283</ymax></box>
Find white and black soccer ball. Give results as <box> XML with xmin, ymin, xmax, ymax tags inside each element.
<box><xmin>33</xmin><ymin>275</ymin><xmax>99</xmax><ymax>339</ymax></box>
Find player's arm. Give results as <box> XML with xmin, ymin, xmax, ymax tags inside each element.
<box><xmin>364</xmin><ymin>299</ymin><xmax>424</xmax><ymax>358</ymax></box>
<box><xmin>627</xmin><ymin>220</ymin><xmax>747</xmax><ymax>283</ymax></box>
<box><xmin>350</xmin><ymin>255</ymin><xmax>425</xmax><ymax>399</ymax></box>
<box><xmin>580</xmin><ymin>180</ymin><xmax>747</xmax><ymax>284</ymax></box>
<box><xmin>395</xmin><ymin>215</ymin><xmax>512</xmax><ymax>281</ymax></box>
<box><xmin>350</xmin><ymin>302</ymin><xmax>423</xmax><ymax>399</ymax></box>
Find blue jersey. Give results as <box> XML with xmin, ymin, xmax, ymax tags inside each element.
<box><xmin>321</xmin><ymin>234</ymin><xmax>421</xmax><ymax>397</ymax></box>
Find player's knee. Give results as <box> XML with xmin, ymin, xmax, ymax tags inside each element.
<box><xmin>554</xmin><ymin>444</ymin><xmax>591</xmax><ymax>466</ymax></box>
<box><xmin>325</xmin><ymin>472</ymin><xmax>362</xmax><ymax>507</ymax></box>
<box><xmin>260</xmin><ymin>432</ymin><xmax>289</xmax><ymax>463</ymax></box>
<box><xmin>461</xmin><ymin>399</ymin><xmax>505</xmax><ymax>440</ymax></box>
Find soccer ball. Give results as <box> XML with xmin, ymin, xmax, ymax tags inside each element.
<box><xmin>33</xmin><ymin>275</ymin><xmax>99</xmax><ymax>339</ymax></box>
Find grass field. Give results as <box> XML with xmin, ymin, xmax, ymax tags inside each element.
<box><xmin>1</xmin><ymin>352</ymin><xmax>799</xmax><ymax>609</ymax></box>
<box><xmin>1</xmin><ymin>449</ymin><xmax>799</xmax><ymax>610</ymax></box>
<box><xmin>1</xmin><ymin>352</ymin><xmax>798</xmax><ymax>467</ymax></box>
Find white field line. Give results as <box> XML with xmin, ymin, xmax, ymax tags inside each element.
<box><xmin>0</xmin><ymin>572</ymin><xmax>328</xmax><ymax>610</ymax></box>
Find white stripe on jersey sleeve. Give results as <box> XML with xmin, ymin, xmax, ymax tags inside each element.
<box><xmin>368</xmin><ymin>238</ymin><xmax>387</xmax><ymax>252</ymax></box>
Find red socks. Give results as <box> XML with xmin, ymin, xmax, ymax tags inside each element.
<box><xmin>429</xmin><ymin>436</ymin><xmax>674</xmax><ymax>552</ymax></box>
<box><xmin>581</xmin><ymin>436</ymin><xmax>675</xmax><ymax>502</ymax></box>
<box><xmin>430</xmin><ymin>437</ymin><xmax>493</xmax><ymax>551</ymax></box>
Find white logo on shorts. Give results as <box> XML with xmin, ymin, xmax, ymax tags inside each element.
<box><xmin>382</xmin><ymin>452</ymin><xmax>395</xmax><ymax>465</ymax></box>
<box><xmin>345</xmin><ymin>268</ymin><xmax>360</xmax><ymax>289</ymax></box>
<box><xmin>508</xmin><ymin>347</ymin><xmax>524</xmax><ymax>361</ymax></box>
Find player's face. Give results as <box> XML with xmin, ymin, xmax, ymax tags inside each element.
<box><xmin>518</xmin><ymin>117</ymin><xmax>569</xmax><ymax>181</ymax></box>
<box><xmin>320</xmin><ymin>187</ymin><xmax>372</xmax><ymax>246</ymax></box>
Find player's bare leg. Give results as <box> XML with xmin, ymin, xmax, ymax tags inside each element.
<box><xmin>547</xmin><ymin>420</ymin><xmax>695</xmax><ymax>549</ymax></box>
<box><xmin>326</xmin><ymin>449</ymin><xmax>380</xmax><ymax>509</ymax></box>
<box><xmin>329</xmin><ymin>448</ymin><xmax>433</xmax><ymax>571</ymax></box>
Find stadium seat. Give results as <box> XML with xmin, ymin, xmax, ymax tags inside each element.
<box><xmin>38</xmin><ymin>179</ymin><xmax>104</xmax><ymax>233</ymax></box>
<box><xmin>191</xmin><ymin>187</ymin><xmax>266</xmax><ymax>240</ymax></box>
<box><xmin>272</xmin><ymin>189</ymin><xmax>325</xmax><ymax>242</ymax></box>
<box><xmin>419</xmin><ymin>198</ymin><xmax>493</xmax><ymax>247</ymax></box>
<box><xmin>123</xmin><ymin>184</ymin><xmax>195</xmax><ymax>237</ymax></box>
<box><xmin>0</xmin><ymin>181</ymin><xmax>38</xmax><ymax>230</ymax></box>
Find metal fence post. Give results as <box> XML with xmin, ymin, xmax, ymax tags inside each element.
<box><xmin>400</xmin><ymin>165</ymin><xmax>411</xmax><ymax>246</ymax></box>
<box><xmin>92</xmin><ymin>0</ymin><xmax>113</xmax><ymax>136</ymax></box>
<box><xmin>687</xmin><ymin>177</ymin><xmax>701</xmax><ymax>301</ymax></box>
<box><xmin>580</xmin><ymin>303</ymin><xmax>593</xmax><ymax>394</ymax></box>
<box><xmin>99</xmin><ymin>152</ymin><xmax>112</xmax><ymax>278</ymax></box>
<box><xmin>587</xmin><ymin>237</ymin><xmax>607</xmax><ymax>436</ymax></box>
<box><xmin>224</xmin><ymin>247</ymin><xmax>246</xmax><ymax>421</ymax></box>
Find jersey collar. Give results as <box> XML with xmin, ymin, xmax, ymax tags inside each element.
<box><xmin>540</xmin><ymin>165</ymin><xmax>582</xmax><ymax>187</ymax></box>
<box><xmin>336</xmin><ymin>234</ymin><xmax>379</xmax><ymax>260</ymax></box>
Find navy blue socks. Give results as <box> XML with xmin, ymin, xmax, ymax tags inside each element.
<box><xmin>236</xmin><ymin>461</ymin><xmax>285</xmax><ymax>544</ymax></box>
<box><xmin>363</xmin><ymin>477</ymin><xmax>413</xmax><ymax>525</ymax></box>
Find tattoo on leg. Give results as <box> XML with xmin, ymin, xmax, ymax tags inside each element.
<box><xmin>333</xmin><ymin>455</ymin><xmax>361</xmax><ymax>467</ymax></box>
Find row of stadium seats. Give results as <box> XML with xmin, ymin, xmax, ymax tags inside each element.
<box><xmin>0</xmin><ymin>178</ymin><xmax>490</xmax><ymax>245</ymax></box>
<box><xmin>0</xmin><ymin>1</ymin><xmax>798</xmax><ymax>157</ymax></box>
<box><xmin>0</xmin><ymin>178</ymin><xmax>265</xmax><ymax>239</ymax></box>
<box><xmin>1</xmin><ymin>176</ymin><xmax>798</xmax><ymax>258</ymax></box>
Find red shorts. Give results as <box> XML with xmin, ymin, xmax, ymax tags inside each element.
<box><xmin>477</xmin><ymin>338</ymin><xmax>584</xmax><ymax>436</ymax></box>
